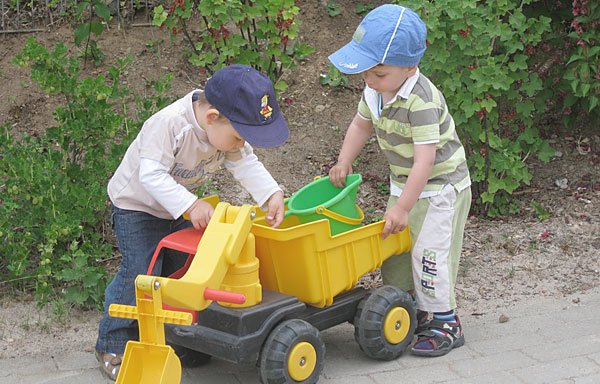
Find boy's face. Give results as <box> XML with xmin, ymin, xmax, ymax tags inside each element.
<box><xmin>360</xmin><ymin>64</ymin><xmax>416</xmax><ymax>94</ymax></box>
<box><xmin>205</xmin><ymin>116</ymin><xmax>246</xmax><ymax>152</ymax></box>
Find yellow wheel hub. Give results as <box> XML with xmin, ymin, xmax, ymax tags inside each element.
<box><xmin>383</xmin><ymin>307</ymin><xmax>411</xmax><ymax>344</ymax></box>
<box><xmin>287</xmin><ymin>341</ymin><xmax>317</xmax><ymax>381</ymax></box>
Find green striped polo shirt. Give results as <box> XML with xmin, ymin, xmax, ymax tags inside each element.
<box><xmin>358</xmin><ymin>73</ymin><xmax>470</xmax><ymax>195</ymax></box>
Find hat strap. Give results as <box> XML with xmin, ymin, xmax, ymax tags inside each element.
<box><xmin>381</xmin><ymin>6</ymin><xmax>406</xmax><ymax>64</ymax></box>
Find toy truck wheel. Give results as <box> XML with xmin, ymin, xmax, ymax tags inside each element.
<box><xmin>170</xmin><ymin>344</ymin><xmax>212</xmax><ymax>368</ymax></box>
<box><xmin>353</xmin><ymin>285</ymin><xmax>416</xmax><ymax>360</ymax></box>
<box><xmin>259</xmin><ymin>319</ymin><xmax>325</xmax><ymax>384</ymax></box>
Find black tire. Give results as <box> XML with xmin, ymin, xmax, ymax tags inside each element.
<box><xmin>170</xmin><ymin>344</ymin><xmax>212</xmax><ymax>368</ymax></box>
<box><xmin>259</xmin><ymin>319</ymin><xmax>325</xmax><ymax>384</ymax></box>
<box><xmin>353</xmin><ymin>285</ymin><xmax>416</xmax><ymax>360</ymax></box>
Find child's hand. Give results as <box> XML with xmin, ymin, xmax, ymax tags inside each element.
<box><xmin>265</xmin><ymin>191</ymin><xmax>284</xmax><ymax>227</ymax></box>
<box><xmin>329</xmin><ymin>163</ymin><xmax>353</xmax><ymax>188</ymax></box>
<box><xmin>382</xmin><ymin>204</ymin><xmax>409</xmax><ymax>239</ymax></box>
<box><xmin>185</xmin><ymin>199</ymin><xmax>215</xmax><ymax>230</ymax></box>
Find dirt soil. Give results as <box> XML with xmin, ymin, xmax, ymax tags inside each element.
<box><xmin>1</xmin><ymin>0</ymin><xmax>599</xmax><ymax>359</ymax></box>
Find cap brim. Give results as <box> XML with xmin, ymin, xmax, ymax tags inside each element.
<box><xmin>328</xmin><ymin>41</ymin><xmax>379</xmax><ymax>74</ymax></box>
<box><xmin>231</xmin><ymin>111</ymin><xmax>289</xmax><ymax>148</ymax></box>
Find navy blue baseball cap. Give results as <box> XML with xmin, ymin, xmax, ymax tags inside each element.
<box><xmin>204</xmin><ymin>64</ymin><xmax>289</xmax><ymax>148</ymax></box>
<box><xmin>328</xmin><ymin>4</ymin><xmax>427</xmax><ymax>74</ymax></box>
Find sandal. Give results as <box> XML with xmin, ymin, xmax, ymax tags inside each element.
<box><xmin>411</xmin><ymin>315</ymin><xmax>465</xmax><ymax>357</ymax></box>
<box><xmin>95</xmin><ymin>350</ymin><xmax>123</xmax><ymax>381</ymax></box>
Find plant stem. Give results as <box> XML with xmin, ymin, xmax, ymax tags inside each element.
<box><xmin>181</xmin><ymin>18</ymin><xmax>200</xmax><ymax>56</ymax></box>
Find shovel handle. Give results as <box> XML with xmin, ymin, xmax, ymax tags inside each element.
<box><xmin>204</xmin><ymin>288</ymin><xmax>246</xmax><ymax>304</ymax></box>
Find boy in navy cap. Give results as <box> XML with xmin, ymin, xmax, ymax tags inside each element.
<box><xmin>95</xmin><ymin>64</ymin><xmax>288</xmax><ymax>379</ymax></box>
<box><xmin>328</xmin><ymin>4</ymin><xmax>471</xmax><ymax>357</ymax></box>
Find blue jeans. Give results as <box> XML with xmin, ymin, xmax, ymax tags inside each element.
<box><xmin>95</xmin><ymin>205</ymin><xmax>192</xmax><ymax>354</ymax></box>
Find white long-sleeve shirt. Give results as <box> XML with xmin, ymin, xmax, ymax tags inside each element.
<box><xmin>108</xmin><ymin>90</ymin><xmax>281</xmax><ymax>219</ymax></box>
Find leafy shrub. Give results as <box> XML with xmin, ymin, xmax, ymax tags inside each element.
<box><xmin>535</xmin><ymin>0</ymin><xmax>599</xmax><ymax>126</ymax></box>
<box><xmin>397</xmin><ymin>0</ymin><xmax>556</xmax><ymax>216</ymax></box>
<box><xmin>152</xmin><ymin>0</ymin><xmax>314</xmax><ymax>90</ymax></box>
<box><xmin>72</xmin><ymin>0</ymin><xmax>112</xmax><ymax>66</ymax></box>
<box><xmin>2</xmin><ymin>38</ymin><xmax>173</xmax><ymax>307</ymax></box>
<box><xmin>319</xmin><ymin>63</ymin><xmax>349</xmax><ymax>88</ymax></box>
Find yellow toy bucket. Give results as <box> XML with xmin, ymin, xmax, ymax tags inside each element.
<box><xmin>285</xmin><ymin>174</ymin><xmax>364</xmax><ymax>235</ymax></box>
<box><xmin>116</xmin><ymin>342</ymin><xmax>181</xmax><ymax>384</ymax></box>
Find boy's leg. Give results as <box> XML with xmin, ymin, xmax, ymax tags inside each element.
<box><xmin>381</xmin><ymin>195</ymin><xmax>432</xmax><ymax>331</ymax></box>
<box><xmin>95</xmin><ymin>206</ymin><xmax>190</xmax><ymax>378</ymax></box>
<box><xmin>380</xmin><ymin>252</ymin><xmax>413</xmax><ymax>292</ymax></box>
<box><xmin>381</xmin><ymin>194</ymin><xmax>433</xmax><ymax>291</ymax></box>
<box><xmin>410</xmin><ymin>185</ymin><xmax>471</xmax><ymax>357</ymax></box>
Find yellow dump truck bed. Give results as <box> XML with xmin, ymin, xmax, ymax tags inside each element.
<box><xmin>252</xmin><ymin>214</ymin><xmax>411</xmax><ymax>308</ymax></box>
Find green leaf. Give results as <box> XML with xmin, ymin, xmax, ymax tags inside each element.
<box><xmin>589</xmin><ymin>96</ymin><xmax>599</xmax><ymax>112</ymax></box>
<box><xmin>82</xmin><ymin>271</ymin><xmax>104</xmax><ymax>288</ymax></box>
<box><xmin>75</xmin><ymin>1</ymin><xmax>90</xmax><ymax>16</ymax></box>
<box><xmin>508</xmin><ymin>54</ymin><xmax>528</xmax><ymax>71</ymax></box>
<box><xmin>519</xmin><ymin>127</ymin><xmax>536</xmax><ymax>145</ymax></box>
<box><xmin>536</xmin><ymin>141</ymin><xmax>555</xmax><ymax>162</ymax></box>
<box><xmin>274</xmin><ymin>80</ymin><xmax>288</xmax><ymax>92</ymax></box>
<box><xmin>94</xmin><ymin>3</ymin><xmax>111</xmax><ymax>21</ymax></box>
<box><xmin>74</xmin><ymin>24</ymin><xmax>90</xmax><ymax>46</ymax></box>
<box><xmin>89</xmin><ymin>21</ymin><xmax>104</xmax><ymax>36</ymax></box>
<box><xmin>152</xmin><ymin>5</ymin><xmax>168</xmax><ymax>27</ymax></box>
<box><xmin>579</xmin><ymin>83</ymin><xmax>591</xmax><ymax>97</ymax></box>
<box><xmin>570</xmin><ymin>78</ymin><xmax>580</xmax><ymax>94</ymax></box>
<box><xmin>488</xmin><ymin>175</ymin><xmax>506</xmax><ymax>194</ymax></box>
<box><xmin>481</xmin><ymin>191</ymin><xmax>495</xmax><ymax>203</ymax></box>
<box><xmin>326</xmin><ymin>1</ymin><xmax>341</xmax><ymax>17</ymax></box>
<box><xmin>566</xmin><ymin>54</ymin><xmax>584</xmax><ymax>65</ymax></box>
<box><xmin>520</xmin><ymin>74</ymin><xmax>543</xmax><ymax>97</ymax></box>
<box><xmin>516</xmin><ymin>100</ymin><xmax>535</xmax><ymax>116</ymax></box>
<box><xmin>481</xmin><ymin>98</ymin><xmax>497</xmax><ymax>111</ymax></box>
<box><xmin>64</xmin><ymin>287</ymin><xmax>89</xmax><ymax>305</ymax></box>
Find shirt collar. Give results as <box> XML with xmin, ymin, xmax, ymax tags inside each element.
<box><xmin>363</xmin><ymin>67</ymin><xmax>420</xmax><ymax>119</ymax></box>
<box><xmin>397</xmin><ymin>67</ymin><xmax>420</xmax><ymax>100</ymax></box>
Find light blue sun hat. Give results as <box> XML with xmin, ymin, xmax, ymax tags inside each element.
<box><xmin>328</xmin><ymin>4</ymin><xmax>427</xmax><ymax>74</ymax></box>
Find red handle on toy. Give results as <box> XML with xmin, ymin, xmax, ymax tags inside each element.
<box><xmin>203</xmin><ymin>288</ymin><xmax>246</xmax><ymax>304</ymax></box>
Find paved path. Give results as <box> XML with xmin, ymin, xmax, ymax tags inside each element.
<box><xmin>2</xmin><ymin>286</ymin><xmax>599</xmax><ymax>384</ymax></box>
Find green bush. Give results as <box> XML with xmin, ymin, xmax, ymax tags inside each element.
<box><xmin>397</xmin><ymin>0</ymin><xmax>558</xmax><ymax>216</ymax></box>
<box><xmin>152</xmin><ymin>0</ymin><xmax>314</xmax><ymax>90</ymax></box>
<box><xmin>537</xmin><ymin>0</ymin><xmax>599</xmax><ymax>125</ymax></box>
<box><xmin>392</xmin><ymin>0</ymin><xmax>599</xmax><ymax>216</ymax></box>
<box><xmin>1</xmin><ymin>38</ymin><xmax>173</xmax><ymax>307</ymax></box>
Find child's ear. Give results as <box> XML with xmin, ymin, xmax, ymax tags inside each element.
<box><xmin>205</xmin><ymin>108</ymin><xmax>221</xmax><ymax>124</ymax></box>
<box><xmin>407</xmin><ymin>65</ymin><xmax>418</xmax><ymax>76</ymax></box>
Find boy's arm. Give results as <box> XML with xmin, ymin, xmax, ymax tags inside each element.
<box><xmin>139</xmin><ymin>158</ymin><xmax>214</xmax><ymax>229</ymax></box>
<box><xmin>382</xmin><ymin>143</ymin><xmax>436</xmax><ymax>238</ymax></box>
<box><xmin>329</xmin><ymin>114</ymin><xmax>373</xmax><ymax>187</ymax></box>
<box><xmin>139</xmin><ymin>158</ymin><xmax>198</xmax><ymax>218</ymax></box>
<box><xmin>224</xmin><ymin>148</ymin><xmax>284</xmax><ymax>227</ymax></box>
<box><xmin>224</xmin><ymin>150</ymin><xmax>281</xmax><ymax>207</ymax></box>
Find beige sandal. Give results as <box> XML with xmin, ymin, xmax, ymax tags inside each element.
<box><xmin>95</xmin><ymin>350</ymin><xmax>123</xmax><ymax>381</ymax></box>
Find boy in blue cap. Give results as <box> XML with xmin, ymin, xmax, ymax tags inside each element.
<box><xmin>328</xmin><ymin>4</ymin><xmax>471</xmax><ymax>357</ymax></box>
<box><xmin>95</xmin><ymin>64</ymin><xmax>288</xmax><ymax>379</ymax></box>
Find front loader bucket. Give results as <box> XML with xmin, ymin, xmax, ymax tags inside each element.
<box><xmin>116</xmin><ymin>342</ymin><xmax>181</xmax><ymax>384</ymax></box>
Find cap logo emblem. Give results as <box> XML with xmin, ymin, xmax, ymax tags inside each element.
<box><xmin>259</xmin><ymin>94</ymin><xmax>273</xmax><ymax>120</ymax></box>
<box><xmin>353</xmin><ymin>25</ymin><xmax>365</xmax><ymax>44</ymax></box>
<box><xmin>341</xmin><ymin>62</ymin><xmax>358</xmax><ymax>69</ymax></box>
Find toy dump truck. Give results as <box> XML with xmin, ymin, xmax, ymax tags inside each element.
<box><xmin>109</xmin><ymin>175</ymin><xmax>415</xmax><ymax>384</ymax></box>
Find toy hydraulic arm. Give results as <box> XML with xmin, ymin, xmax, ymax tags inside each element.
<box><xmin>108</xmin><ymin>202</ymin><xmax>261</xmax><ymax>345</ymax></box>
<box><xmin>159</xmin><ymin>202</ymin><xmax>259</xmax><ymax>310</ymax></box>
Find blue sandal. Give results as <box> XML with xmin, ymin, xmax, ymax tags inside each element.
<box><xmin>411</xmin><ymin>315</ymin><xmax>464</xmax><ymax>357</ymax></box>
